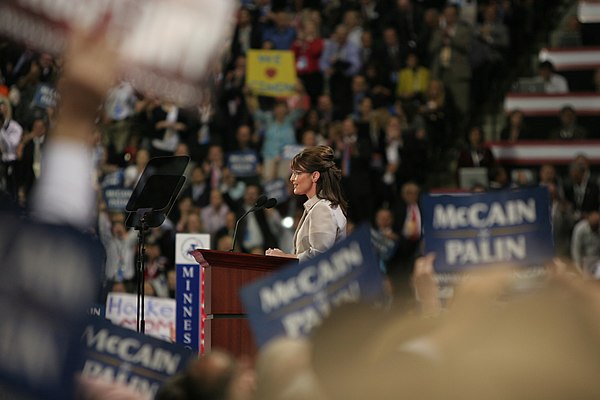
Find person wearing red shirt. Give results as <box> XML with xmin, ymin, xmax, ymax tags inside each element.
<box><xmin>291</xmin><ymin>20</ymin><xmax>324</xmax><ymax>106</ymax></box>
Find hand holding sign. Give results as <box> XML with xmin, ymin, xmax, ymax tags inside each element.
<box><xmin>0</xmin><ymin>0</ymin><xmax>237</xmax><ymax>105</ymax></box>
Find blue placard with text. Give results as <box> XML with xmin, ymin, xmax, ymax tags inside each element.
<box><xmin>421</xmin><ymin>187</ymin><xmax>554</xmax><ymax>273</ymax></box>
<box><xmin>79</xmin><ymin>317</ymin><xmax>194</xmax><ymax>399</ymax></box>
<box><xmin>227</xmin><ymin>150</ymin><xmax>260</xmax><ymax>177</ymax></box>
<box><xmin>240</xmin><ymin>224</ymin><xmax>385</xmax><ymax>347</ymax></box>
<box><xmin>175</xmin><ymin>264</ymin><xmax>201</xmax><ymax>351</ymax></box>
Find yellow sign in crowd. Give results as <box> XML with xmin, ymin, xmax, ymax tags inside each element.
<box><xmin>246</xmin><ymin>50</ymin><xmax>297</xmax><ymax>97</ymax></box>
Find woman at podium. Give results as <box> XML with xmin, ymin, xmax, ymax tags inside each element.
<box><xmin>266</xmin><ymin>145</ymin><xmax>347</xmax><ymax>261</ymax></box>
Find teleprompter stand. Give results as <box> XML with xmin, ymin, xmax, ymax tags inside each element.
<box><xmin>125</xmin><ymin>156</ymin><xmax>189</xmax><ymax>333</ymax></box>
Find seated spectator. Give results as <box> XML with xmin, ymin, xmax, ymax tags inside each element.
<box><xmin>500</xmin><ymin>109</ymin><xmax>532</xmax><ymax>141</ymax></box>
<box><xmin>203</xmin><ymin>144</ymin><xmax>226</xmax><ymax>190</ymax></box>
<box><xmin>550</xmin><ymin>14</ymin><xmax>582</xmax><ymax>47</ymax></box>
<box><xmin>456</xmin><ymin>125</ymin><xmax>496</xmax><ymax>171</ymax></box>
<box><xmin>549</xmin><ymin>105</ymin><xmax>589</xmax><ymax>140</ymax></box>
<box><xmin>488</xmin><ymin>165</ymin><xmax>512</xmax><ymax>190</ymax></box>
<box><xmin>535</xmin><ymin>60</ymin><xmax>569</xmax><ymax>94</ymax></box>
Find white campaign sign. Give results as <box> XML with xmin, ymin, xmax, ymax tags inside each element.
<box><xmin>105</xmin><ymin>293</ymin><xmax>176</xmax><ymax>341</ymax></box>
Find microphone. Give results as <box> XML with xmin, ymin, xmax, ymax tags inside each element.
<box><xmin>230</xmin><ymin>195</ymin><xmax>268</xmax><ymax>251</ymax></box>
<box><xmin>264</xmin><ymin>197</ymin><xmax>278</xmax><ymax>209</ymax></box>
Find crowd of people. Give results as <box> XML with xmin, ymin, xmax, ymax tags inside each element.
<box><xmin>0</xmin><ymin>0</ymin><xmax>589</xmax><ymax>282</ymax></box>
<box><xmin>1</xmin><ymin>0</ymin><xmax>597</xmax><ymax>299</ymax></box>
<box><xmin>2</xmin><ymin>1</ymin><xmax>600</xmax><ymax>399</ymax></box>
<box><xmin>0</xmin><ymin>1</ymin><xmax>597</xmax><ymax>295</ymax></box>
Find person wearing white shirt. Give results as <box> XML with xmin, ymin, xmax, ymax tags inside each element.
<box><xmin>537</xmin><ymin>60</ymin><xmax>569</xmax><ymax>94</ymax></box>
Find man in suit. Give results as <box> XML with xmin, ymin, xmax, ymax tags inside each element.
<box><xmin>235</xmin><ymin>184</ymin><xmax>280</xmax><ymax>253</ymax></box>
<box><xmin>335</xmin><ymin>117</ymin><xmax>373</xmax><ymax>224</ymax></box>
<box><xmin>429</xmin><ymin>4</ymin><xmax>472</xmax><ymax>122</ymax></box>
<box><xmin>390</xmin><ymin>181</ymin><xmax>422</xmax><ymax>297</ymax></box>
<box><xmin>563</xmin><ymin>159</ymin><xmax>600</xmax><ymax>220</ymax></box>
<box><xmin>179</xmin><ymin>165</ymin><xmax>210</xmax><ymax>208</ymax></box>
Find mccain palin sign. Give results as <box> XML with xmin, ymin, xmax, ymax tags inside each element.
<box><xmin>80</xmin><ymin>317</ymin><xmax>194</xmax><ymax>399</ymax></box>
<box><xmin>240</xmin><ymin>224</ymin><xmax>385</xmax><ymax>347</ymax></box>
<box><xmin>421</xmin><ymin>187</ymin><xmax>554</xmax><ymax>273</ymax></box>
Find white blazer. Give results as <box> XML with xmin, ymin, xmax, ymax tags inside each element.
<box><xmin>293</xmin><ymin>196</ymin><xmax>347</xmax><ymax>262</ymax></box>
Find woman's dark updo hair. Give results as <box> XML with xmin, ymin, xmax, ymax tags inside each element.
<box><xmin>291</xmin><ymin>145</ymin><xmax>348</xmax><ymax>216</ymax></box>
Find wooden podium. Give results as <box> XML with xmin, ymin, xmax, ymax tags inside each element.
<box><xmin>190</xmin><ymin>249</ymin><xmax>296</xmax><ymax>358</ymax></box>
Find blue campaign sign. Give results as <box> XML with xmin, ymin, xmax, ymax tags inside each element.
<box><xmin>227</xmin><ymin>150</ymin><xmax>260</xmax><ymax>177</ymax></box>
<box><xmin>80</xmin><ymin>317</ymin><xmax>195</xmax><ymax>399</ymax></box>
<box><xmin>32</xmin><ymin>83</ymin><xmax>58</xmax><ymax>109</ymax></box>
<box><xmin>103</xmin><ymin>186</ymin><xmax>134</xmax><ymax>211</ymax></box>
<box><xmin>240</xmin><ymin>224</ymin><xmax>385</xmax><ymax>348</ymax></box>
<box><xmin>0</xmin><ymin>215</ymin><xmax>103</xmax><ymax>400</ymax></box>
<box><xmin>421</xmin><ymin>187</ymin><xmax>554</xmax><ymax>273</ymax></box>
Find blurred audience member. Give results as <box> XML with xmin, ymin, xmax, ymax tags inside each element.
<box><xmin>535</xmin><ymin>60</ymin><xmax>569</xmax><ymax>94</ymax></box>
<box><xmin>563</xmin><ymin>159</ymin><xmax>600</xmax><ymax>219</ymax></box>
<box><xmin>571</xmin><ymin>210</ymin><xmax>600</xmax><ymax>275</ymax></box>
<box><xmin>500</xmin><ymin>109</ymin><xmax>532</xmax><ymax>141</ymax></box>
<box><xmin>549</xmin><ymin>106</ymin><xmax>588</xmax><ymax>140</ymax></box>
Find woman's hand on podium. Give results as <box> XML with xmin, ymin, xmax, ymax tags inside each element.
<box><xmin>265</xmin><ymin>248</ymin><xmax>297</xmax><ymax>258</ymax></box>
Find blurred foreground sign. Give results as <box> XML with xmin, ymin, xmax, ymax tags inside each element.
<box><xmin>80</xmin><ymin>317</ymin><xmax>194</xmax><ymax>400</ymax></box>
<box><xmin>240</xmin><ymin>224</ymin><xmax>385</xmax><ymax>347</ymax></box>
<box><xmin>0</xmin><ymin>0</ymin><xmax>237</xmax><ymax>105</ymax></box>
<box><xmin>421</xmin><ymin>187</ymin><xmax>553</xmax><ymax>273</ymax></box>
<box><xmin>0</xmin><ymin>214</ymin><xmax>103</xmax><ymax>399</ymax></box>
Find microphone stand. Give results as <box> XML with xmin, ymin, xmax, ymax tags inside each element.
<box><xmin>230</xmin><ymin>195</ymin><xmax>268</xmax><ymax>251</ymax></box>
